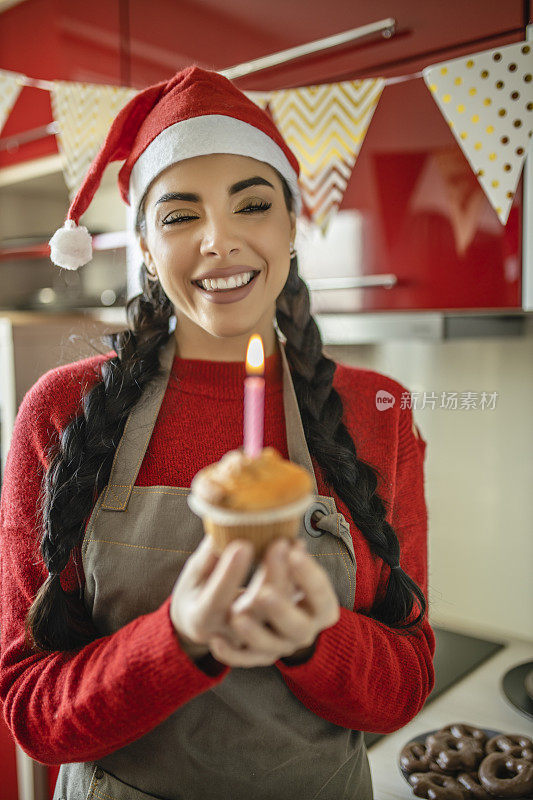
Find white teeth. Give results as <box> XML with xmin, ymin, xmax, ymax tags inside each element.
<box><xmin>198</xmin><ymin>271</ymin><xmax>255</xmax><ymax>291</ymax></box>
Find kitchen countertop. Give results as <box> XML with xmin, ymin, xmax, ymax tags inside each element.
<box><xmin>367</xmin><ymin>636</ymin><xmax>533</xmax><ymax>799</ymax></box>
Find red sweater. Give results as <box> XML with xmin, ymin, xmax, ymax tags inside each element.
<box><xmin>0</xmin><ymin>346</ymin><xmax>435</xmax><ymax>766</ymax></box>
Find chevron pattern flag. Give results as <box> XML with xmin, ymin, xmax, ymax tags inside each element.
<box><xmin>243</xmin><ymin>90</ymin><xmax>273</xmax><ymax>111</ymax></box>
<box><xmin>0</xmin><ymin>69</ymin><xmax>24</xmax><ymax>135</ymax></box>
<box><xmin>268</xmin><ymin>78</ymin><xmax>384</xmax><ymax>233</ymax></box>
<box><xmin>50</xmin><ymin>81</ymin><xmax>137</xmax><ymax>199</ymax></box>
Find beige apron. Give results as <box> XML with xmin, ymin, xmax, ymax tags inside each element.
<box><xmin>53</xmin><ymin>334</ymin><xmax>373</xmax><ymax>800</ymax></box>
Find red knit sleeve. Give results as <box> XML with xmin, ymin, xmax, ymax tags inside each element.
<box><xmin>275</xmin><ymin>394</ymin><xmax>436</xmax><ymax>734</ymax></box>
<box><xmin>0</xmin><ymin>363</ymin><xmax>229</xmax><ymax>766</ymax></box>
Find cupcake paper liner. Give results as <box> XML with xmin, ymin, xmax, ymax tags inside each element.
<box><xmin>187</xmin><ymin>492</ymin><xmax>314</xmax><ymax>561</ymax></box>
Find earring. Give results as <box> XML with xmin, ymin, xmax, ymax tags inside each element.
<box><xmin>289</xmin><ymin>243</ymin><xmax>297</xmax><ymax>258</ymax></box>
<box><xmin>146</xmin><ymin>265</ymin><xmax>158</xmax><ymax>280</ymax></box>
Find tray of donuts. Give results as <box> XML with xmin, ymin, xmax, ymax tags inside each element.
<box><xmin>399</xmin><ymin>723</ymin><xmax>533</xmax><ymax>799</ymax></box>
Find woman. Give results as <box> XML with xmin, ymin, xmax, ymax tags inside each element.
<box><xmin>0</xmin><ymin>66</ymin><xmax>435</xmax><ymax>800</ymax></box>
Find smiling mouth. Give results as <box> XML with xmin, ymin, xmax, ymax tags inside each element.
<box><xmin>193</xmin><ymin>271</ymin><xmax>260</xmax><ymax>292</ymax></box>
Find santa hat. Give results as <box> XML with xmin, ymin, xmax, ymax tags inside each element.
<box><xmin>49</xmin><ymin>65</ymin><xmax>302</xmax><ymax>270</ymax></box>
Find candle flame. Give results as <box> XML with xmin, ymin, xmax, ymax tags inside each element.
<box><xmin>246</xmin><ymin>335</ymin><xmax>264</xmax><ymax>375</ymax></box>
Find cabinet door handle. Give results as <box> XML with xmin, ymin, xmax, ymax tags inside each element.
<box><xmin>306</xmin><ymin>274</ymin><xmax>398</xmax><ymax>290</ymax></box>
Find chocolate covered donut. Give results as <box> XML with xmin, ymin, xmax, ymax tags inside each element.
<box><xmin>442</xmin><ymin>723</ymin><xmax>488</xmax><ymax>748</ymax></box>
<box><xmin>409</xmin><ymin>771</ymin><xmax>465</xmax><ymax>799</ymax></box>
<box><xmin>457</xmin><ymin>771</ymin><xmax>494</xmax><ymax>799</ymax></box>
<box><xmin>426</xmin><ymin>731</ymin><xmax>485</xmax><ymax>773</ymax></box>
<box><xmin>486</xmin><ymin>734</ymin><xmax>533</xmax><ymax>763</ymax></box>
<box><xmin>401</xmin><ymin>741</ymin><xmax>431</xmax><ymax>773</ymax></box>
<box><xmin>400</xmin><ymin>724</ymin><xmax>533</xmax><ymax>799</ymax></box>
<box><xmin>478</xmin><ymin>752</ymin><xmax>533</xmax><ymax>798</ymax></box>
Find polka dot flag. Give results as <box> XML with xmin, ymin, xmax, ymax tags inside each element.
<box><xmin>423</xmin><ymin>40</ymin><xmax>533</xmax><ymax>224</ymax></box>
<box><xmin>0</xmin><ymin>68</ymin><xmax>24</xmax><ymax>135</ymax></box>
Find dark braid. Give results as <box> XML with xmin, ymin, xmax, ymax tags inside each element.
<box><xmin>27</xmin><ymin>171</ymin><xmax>425</xmax><ymax>653</ymax></box>
<box><xmin>276</xmin><ymin>258</ymin><xmax>427</xmax><ymax>632</ymax></box>
<box><xmin>25</xmin><ymin>271</ymin><xmax>173</xmax><ymax>652</ymax></box>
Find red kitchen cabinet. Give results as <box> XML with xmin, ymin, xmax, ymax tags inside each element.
<box><xmin>1</xmin><ymin>0</ymin><xmax>526</xmax><ymax>314</ymax></box>
<box><xmin>333</xmin><ymin>62</ymin><xmax>524</xmax><ymax>312</ymax></box>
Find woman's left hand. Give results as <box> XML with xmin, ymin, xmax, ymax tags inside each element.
<box><xmin>207</xmin><ymin>537</ymin><xmax>340</xmax><ymax>668</ymax></box>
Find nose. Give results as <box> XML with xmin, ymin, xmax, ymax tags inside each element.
<box><xmin>199</xmin><ymin>215</ymin><xmax>243</xmax><ymax>258</ymax></box>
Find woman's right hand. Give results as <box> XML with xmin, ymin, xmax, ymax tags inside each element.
<box><xmin>169</xmin><ymin>535</ymin><xmax>255</xmax><ymax>661</ymax></box>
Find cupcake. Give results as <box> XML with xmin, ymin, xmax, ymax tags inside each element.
<box><xmin>187</xmin><ymin>447</ymin><xmax>313</xmax><ymax>561</ymax></box>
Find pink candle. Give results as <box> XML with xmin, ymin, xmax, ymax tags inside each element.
<box><xmin>244</xmin><ymin>335</ymin><xmax>265</xmax><ymax>458</ymax></box>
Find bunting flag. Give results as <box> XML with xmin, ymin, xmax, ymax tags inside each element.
<box><xmin>268</xmin><ymin>78</ymin><xmax>384</xmax><ymax>233</ymax></box>
<box><xmin>0</xmin><ymin>68</ymin><xmax>24</xmax><ymax>134</ymax></box>
<box><xmin>3</xmin><ymin>55</ymin><xmax>530</xmax><ymax>230</ymax></box>
<box><xmin>50</xmin><ymin>81</ymin><xmax>137</xmax><ymax>199</ymax></box>
<box><xmin>243</xmin><ymin>90</ymin><xmax>273</xmax><ymax>110</ymax></box>
<box><xmin>423</xmin><ymin>40</ymin><xmax>533</xmax><ymax>224</ymax></box>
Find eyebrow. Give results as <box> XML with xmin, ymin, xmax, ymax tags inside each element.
<box><xmin>154</xmin><ymin>176</ymin><xmax>275</xmax><ymax>205</ymax></box>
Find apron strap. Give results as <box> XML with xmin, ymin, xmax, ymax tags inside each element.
<box><xmin>100</xmin><ymin>331</ymin><xmax>318</xmax><ymax>511</ymax></box>
<box><xmin>101</xmin><ymin>335</ymin><xmax>177</xmax><ymax>511</ymax></box>
<box><xmin>278</xmin><ymin>335</ymin><xmax>319</xmax><ymax>496</ymax></box>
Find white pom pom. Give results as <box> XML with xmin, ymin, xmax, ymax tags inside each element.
<box><xmin>49</xmin><ymin>218</ymin><xmax>93</xmax><ymax>269</ymax></box>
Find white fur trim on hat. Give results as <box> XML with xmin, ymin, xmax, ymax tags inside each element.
<box><xmin>128</xmin><ymin>114</ymin><xmax>302</xmax><ymax>219</ymax></box>
<box><xmin>49</xmin><ymin>219</ymin><xmax>93</xmax><ymax>269</ymax></box>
